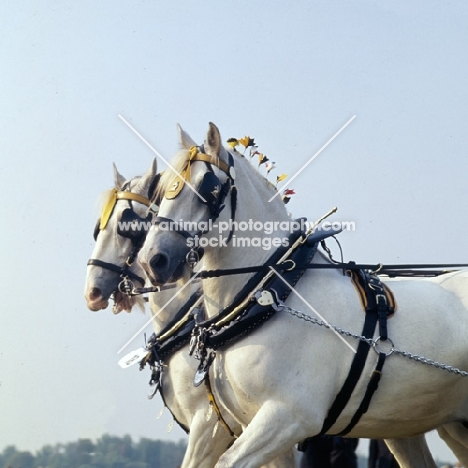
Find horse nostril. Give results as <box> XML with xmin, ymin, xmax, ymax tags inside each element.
<box><xmin>89</xmin><ymin>287</ymin><xmax>102</xmax><ymax>300</ymax></box>
<box><xmin>149</xmin><ymin>253</ymin><xmax>169</xmax><ymax>272</ymax></box>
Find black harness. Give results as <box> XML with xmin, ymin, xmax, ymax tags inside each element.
<box><xmin>318</xmin><ymin>270</ymin><xmax>393</xmax><ymax>437</ymax></box>
<box><xmin>99</xmin><ymin>157</ymin><xmax>467</xmax><ymax>442</ymax></box>
<box><xmin>135</xmin><ymin>151</ymin><xmax>397</xmax><ymax>439</ymax></box>
<box><xmin>180</xmin><ymin>224</ymin><xmax>394</xmax><ymax>440</ymax></box>
<box><xmin>189</xmin><ymin>229</ymin><xmax>317</xmax><ymax>358</ymax></box>
<box><xmin>139</xmin><ymin>227</ymin><xmax>318</xmax><ymax>438</ymax></box>
<box><xmin>141</xmin><ymin>290</ymin><xmax>203</xmax><ymax>434</ymax></box>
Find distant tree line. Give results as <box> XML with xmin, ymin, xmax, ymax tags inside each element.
<box><xmin>1</xmin><ymin>435</ymin><xmax>456</xmax><ymax>468</ymax></box>
<box><xmin>0</xmin><ymin>434</ymin><xmax>186</xmax><ymax>468</ymax></box>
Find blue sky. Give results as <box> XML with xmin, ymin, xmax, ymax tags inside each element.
<box><xmin>1</xmin><ymin>1</ymin><xmax>467</xmax><ymax>464</ymax></box>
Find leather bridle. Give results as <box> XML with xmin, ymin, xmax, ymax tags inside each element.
<box><xmin>88</xmin><ymin>184</ymin><xmax>160</xmax><ymax>290</ymax></box>
<box><xmin>152</xmin><ymin>146</ymin><xmax>237</xmax><ymax>268</ymax></box>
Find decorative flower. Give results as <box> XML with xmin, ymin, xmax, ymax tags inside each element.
<box><xmin>231</xmin><ymin>133</ymin><xmax>289</xmax><ymax>191</ymax></box>
<box><xmin>239</xmin><ymin>136</ymin><xmax>256</xmax><ymax>151</ymax></box>
<box><xmin>276</xmin><ymin>173</ymin><xmax>287</xmax><ymax>185</ymax></box>
<box><xmin>265</xmin><ymin>161</ymin><xmax>276</xmax><ymax>175</ymax></box>
<box><xmin>249</xmin><ymin>146</ymin><xmax>259</xmax><ymax>158</ymax></box>
<box><xmin>281</xmin><ymin>188</ymin><xmax>296</xmax><ymax>204</ymax></box>
<box><xmin>258</xmin><ymin>153</ymin><xmax>269</xmax><ymax>167</ymax></box>
<box><xmin>227</xmin><ymin>138</ymin><xmax>239</xmax><ymax>148</ymax></box>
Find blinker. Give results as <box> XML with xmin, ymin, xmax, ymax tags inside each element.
<box><xmin>198</xmin><ymin>172</ymin><xmax>221</xmax><ymax>212</ymax></box>
<box><xmin>98</xmin><ymin>189</ymin><xmax>154</xmax><ymax>232</ymax></box>
<box><xmin>99</xmin><ymin>188</ymin><xmax>118</xmax><ymax>230</ymax></box>
<box><xmin>164</xmin><ymin>147</ymin><xmax>235</xmax><ymax>201</ymax></box>
<box><xmin>165</xmin><ymin>164</ymin><xmax>191</xmax><ymax>200</ymax></box>
<box><xmin>117</xmin><ymin>208</ymin><xmax>151</xmax><ymax>244</ymax></box>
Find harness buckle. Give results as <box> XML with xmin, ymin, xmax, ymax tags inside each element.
<box><xmin>375</xmin><ymin>293</ymin><xmax>388</xmax><ymax>306</ymax></box>
<box><xmin>186</xmin><ymin>249</ymin><xmax>200</xmax><ymax>269</ymax></box>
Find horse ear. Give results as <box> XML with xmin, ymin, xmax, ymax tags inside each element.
<box><xmin>136</xmin><ymin>158</ymin><xmax>158</xmax><ymax>194</ymax></box>
<box><xmin>205</xmin><ymin>122</ymin><xmax>230</xmax><ymax>164</ymax></box>
<box><xmin>204</xmin><ymin>122</ymin><xmax>222</xmax><ymax>157</ymax></box>
<box><xmin>177</xmin><ymin>123</ymin><xmax>197</xmax><ymax>149</ymax></box>
<box><xmin>113</xmin><ymin>163</ymin><xmax>126</xmax><ymax>189</ymax></box>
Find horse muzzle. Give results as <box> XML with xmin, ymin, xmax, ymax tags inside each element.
<box><xmin>85</xmin><ymin>287</ymin><xmax>110</xmax><ymax>311</ymax></box>
<box><xmin>139</xmin><ymin>232</ymin><xmax>190</xmax><ymax>286</ymax></box>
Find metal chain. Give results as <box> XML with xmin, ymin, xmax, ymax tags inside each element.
<box><xmin>281</xmin><ymin>305</ymin><xmax>468</xmax><ymax>377</ymax></box>
<box><xmin>390</xmin><ymin>349</ymin><xmax>468</xmax><ymax>377</ymax></box>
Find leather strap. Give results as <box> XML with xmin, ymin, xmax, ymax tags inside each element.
<box><xmin>204</xmin><ymin>374</ymin><xmax>237</xmax><ymax>438</ymax></box>
<box><xmin>319</xmin><ymin>306</ymin><xmax>378</xmax><ymax>435</ymax></box>
<box><xmin>190</xmin><ymin>152</ymin><xmax>232</xmax><ymax>178</ymax></box>
<box><xmin>198</xmin><ymin>262</ymin><xmax>468</xmax><ymax>279</ymax></box>
<box><xmin>87</xmin><ymin>258</ymin><xmax>145</xmax><ymax>285</ymax></box>
<box><xmin>205</xmin><ymin>240</ymin><xmax>318</xmax><ymax>349</ymax></box>
<box><xmin>116</xmin><ymin>190</ymin><xmax>153</xmax><ymax>207</ymax></box>
<box><xmin>337</xmin><ymin>352</ymin><xmax>386</xmax><ymax>436</ymax></box>
<box><xmin>100</xmin><ymin>189</ymin><xmax>154</xmax><ymax>230</ymax></box>
<box><xmin>195</xmin><ymin>230</ymin><xmax>304</xmax><ymax>331</ymax></box>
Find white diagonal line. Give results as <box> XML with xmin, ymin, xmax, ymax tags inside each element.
<box><xmin>268</xmin><ymin>115</ymin><xmax>356</xmax><ymax>202</ymax></box>
<box><xmin>268</xmin><ymin>266</ymin><xmax>356</xmax><ymax>353</ymax></box>
<box><xmin>117</xmin><ymin>270</ymin><xmax>202</xmax><ymax>354</ymax></box>
<box><xmin>118</xmin><ymin>114</ymin><xmax>207</xmax><ymax>203</ymax></box>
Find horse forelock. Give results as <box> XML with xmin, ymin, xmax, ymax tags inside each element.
<box><xmin>126</xmin><ymin>175</ymin><xmax>145</xmax><ymax>193</ymax></box>
<box><xmin>116</xmin><ymin>175</ymin><xmax>149</xmax><ymax>195</ymax></box>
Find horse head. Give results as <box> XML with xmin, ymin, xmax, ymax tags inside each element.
<box><xmin>138</xmin><ymin>123</ymin><xmax>236</xmax><ymax>286</ymax></box>
<box><xmin>139</xmin><ymin>122</ymin><xmax>289</xmax><ymax>292</ymax></box>
<box><xmin>85</xmin><ymin>159</ymin><xmax>159</xmax><ymax>313</ymax></box>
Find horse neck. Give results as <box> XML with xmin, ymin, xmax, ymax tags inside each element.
<box><xmin>147</xmin><ymin>278</ymin><xmax>197</xmax><ymax>334</ymax></box>
<box><xmin>202</xmin><ymin>157</ymin><xmax>292</xmax><ymax>316</ymax></box>
<box><xmin>148</xmin><ymin>290</ymin><xmax>179</xmax><ymax>334</ymax></box>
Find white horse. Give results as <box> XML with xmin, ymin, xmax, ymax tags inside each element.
<box><xmin>84</xmin><ymin>160</ymin><xmax>298</xmax><ymax>468</ymax></box>
<box><xmin>138</xmin><ymin>122</ymin><xmax>468</xmax><ymax>468</ymax></box>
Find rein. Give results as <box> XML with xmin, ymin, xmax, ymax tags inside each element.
<box><xmin>195</xmin><ymin>261</ymin><xmax>468</xmax><ymax>279</ymax></box>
